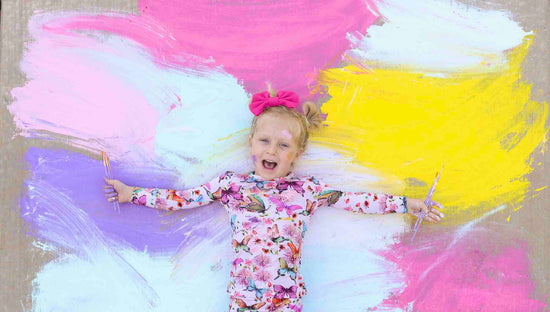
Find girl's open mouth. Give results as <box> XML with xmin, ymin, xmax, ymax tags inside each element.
<box><xmin>262</xmin><ymin>160</ymin><xmax>277</xmax><ymax>170</ymax></box>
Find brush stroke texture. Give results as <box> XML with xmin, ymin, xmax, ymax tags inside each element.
<box><xmin>24</xmin><ymin>147</ymin><xmax>407</xmax><ymax>311</ymax></box>
<box><xmin>319</xmin><ymin>38</ymin><xmax>547</xmax><ymax>222</ymax></box>
<box><xmin>378</xmin><ymin>206</ymin><xmax>546</xmax><ymax>311</ymax></box>
<box><xmin>7</xmin><ymin>0</ymin><xmax>549</xmax><ymax>311</ymax></box>
<box><xmin>347</xmin><ymin>0</ymin><xmax>529</xmax><ymax>71</ymax></box>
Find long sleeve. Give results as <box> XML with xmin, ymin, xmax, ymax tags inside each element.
<box><xmin>130</xmin><ymin>171</ymin><xmax>232</xmax><ymax>211</ymax></box>
<box><xmin>311</xmin><ymin>178</ymin><xmax>407</xmax><ymax>214</ymax></box>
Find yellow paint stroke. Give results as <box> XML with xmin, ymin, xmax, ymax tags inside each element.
<box><xmin>316</xmin><ymin>36</ymin><xmax>547</xmax><ymax>222</ymax></box>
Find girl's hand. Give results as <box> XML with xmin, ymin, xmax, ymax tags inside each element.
<box><xmin>104</xmin><ymin>178</ymin><xmax>135</xmax><ymax>204</ymax></box>
<box><xmin>407</xmin><ymin>198</ymin><xmax>444</xmax><ymax>223</ymax></box>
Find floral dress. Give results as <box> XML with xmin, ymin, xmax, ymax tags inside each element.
<box><xmin>131</xmin><ymin>171</ymin><xmax>407</xmax><ymax>311</ymax></box>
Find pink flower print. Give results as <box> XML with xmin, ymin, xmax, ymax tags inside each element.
<box><xmin>278</xmin><ymin>190</ymin><xmax>302</xmax><ymax>204</ymax></box>
<box><xmin>245</xmin><ymin>259</ymin><xmax>253</xmax><ymax>266</ymax></box>
<box><xmin>254</xmin><ymin>270</ymin><xmax>272</xmax><ymax>283</ymax></box>
<box><xmin>283</xmin><ymin>224</ymin><xmax>302</xmax><ymax>243</ymax></box>
<box><xmin>233</xmin><ymin>258</ymin><xmax>244</xmax><ymax>268</ymax></box>
<box><xmin>282</xmin><ymin>248</ymin><xmax>299</xmax><ymax>266</ymax></box>
<box><xmin>155</xmin><ymin>198</ymin><xmax>167</xmax><ymax>209</ymax></box>
<box><xmin>250</xmin><ymin>246</ymin><xmax>262</xmax><ymax>256</ymax></box>
<box><xmin>136</xmin><ymin>195</ymin><xmax>147</xmax><ymax>205</ymax></box>
<box><xmin>235</xmin><ymin>269</ymin><xmax>252</xmax><ymax>286</ymax></box>
<box><xmin>253</xmin><ymin>254</ymin><xmax>271</xmax><ymax>268</ymax></box>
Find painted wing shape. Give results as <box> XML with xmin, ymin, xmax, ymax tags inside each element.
<box><xmin>241</xmin><ymin>194</ymin><xmax>266</xmax><ymax>213</ymax></box>
<box><xmin>318</xmin><ymin>190</ymin><xmax>343</xmax><ymax>206</ymax></box>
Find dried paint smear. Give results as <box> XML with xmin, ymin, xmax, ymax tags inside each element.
<box><xmin>7</xmin><ymin>0</ymin><xmax>548</xmax><ymax>311</ymax></box>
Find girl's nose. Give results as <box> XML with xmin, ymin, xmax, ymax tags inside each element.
<box><xmin>266</xmin><ymin>144</ymin><xmax>277</xmax><ymax>154</ymax></box>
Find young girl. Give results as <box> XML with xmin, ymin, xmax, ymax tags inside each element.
<box><xmin>105</xmin><ymin>89</ymin><xmax>444</xmax><ymax>312</ymax></box>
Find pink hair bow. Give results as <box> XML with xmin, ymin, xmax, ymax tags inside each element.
<box><xmin>249</xmin><ymin>91</ymin><xmax>299</xmax><ymax>116</ymax></box>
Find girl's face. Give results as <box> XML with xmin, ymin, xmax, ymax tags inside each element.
<box><xmin>249</xmin><ymin>113</ymin><xmax>303</xmax><ymax>180</ymax></box>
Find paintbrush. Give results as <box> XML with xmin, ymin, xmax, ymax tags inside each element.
<box><xmin>410</xmin><ymin>165</ymin><xmax>443</xmax><ymax>243</ymax></box>
<box><xmin>102</xmin><ymin>151</ymin><xmax>120</xmax><ymax>212</ymax></box>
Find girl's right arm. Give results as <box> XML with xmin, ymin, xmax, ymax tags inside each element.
<box><xmin>104</xmin><ymin>172</ymin><xmax>230</xmax><ymax>211</ymax></box>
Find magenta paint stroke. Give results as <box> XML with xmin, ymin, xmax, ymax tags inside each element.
<box><xmin>22</xmin><ymin>147</ymin><xmax>229</xmax><ymax>254</ymax></box>
<box><xmin>37</xmin><ymin>0</ymin><xmax>378</xmax><ymax>97</ymax></box>
<box><xmin>377</xmin><ymin>226</ymin><xmax>547</xmax><ymax>311</ymax></box>
<box><xmin>138</xmin><ymin>0</ymin><xmax>379</xmax><ymax>94</ymax></box>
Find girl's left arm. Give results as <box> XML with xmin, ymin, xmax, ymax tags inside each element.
<box><xmin>314</xmin><ymin>184</ymin><xmax>407</xmax><ymax>214</ymax></box>
<box><xmin>310</xmin><ymin>178</ymin><xmax>443</xmax><ymax>222</ymax></box>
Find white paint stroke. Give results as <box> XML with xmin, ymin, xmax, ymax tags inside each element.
<box><xmin>347</xmin><ymin>0</ymin><xmax>529</xmax><ymax>71</ymax></box>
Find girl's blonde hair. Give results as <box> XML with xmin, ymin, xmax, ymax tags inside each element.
<box><xmin>249</xmin><ymin>88</ymin><xmax>323</xmax><ymax>151</ymax></box>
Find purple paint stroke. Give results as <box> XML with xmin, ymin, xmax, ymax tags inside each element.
<box><xmin>22</xmin><ymin>147</ymin><xmax>229</xmax><ymax>254</ymax></box>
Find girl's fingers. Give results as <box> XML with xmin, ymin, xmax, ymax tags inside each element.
<box><xmin>422</xmin><ymin>204</ymin><xmax>431</xmax><ymax>215</ymax></box>
<box><xmin>433</xmin><ymin>209</ymin><xmax>445</xmax><ymax>218</ymax></box>
<box><xmin>430</xmin><ymin>200</ymin><xmax>444</xmax><ymax>210</ymax></box>
<box><xmin>425</xmin><ymin>214</ymin><xmax>440</xmax><ymax>223</ymax></box>
<box><xmin>103</xmin><ymin>184</ymin><xmax>119</xmax><ymax>193</ymax></box>
<box><xmin>428</xmin><ymin>211</ymin><xmax>443</xmax><ymax>221</ymax></box>
<box><xmin>103</xmin><ymin>178</ymin><xmax>122</xmax><ymax>203</ymax></box>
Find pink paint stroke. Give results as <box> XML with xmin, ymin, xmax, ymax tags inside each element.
<box><xmin>10</xmin><ymin>0</ymin><xmax>381</xmax><ymax>158</ymax></box>
<box><xmin>9</xmin><ymin>14</ymin><xmax>161</xmax><ymax>160</ymax></box>
<box><xmin>58</xmin><ymin>0</ymin><xmax>379</xmax><ymax>97</ymax></box>
<box><xmin>378</xmin><ymin>233</ymin><xmax>547</xmax><ymax>312</ymax></box>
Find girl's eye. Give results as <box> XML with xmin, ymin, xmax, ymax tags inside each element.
<box><xmin>280</xmin><ymin>143</ymin><xmax>289</xmax><ymax>148</ymax></box>
<box><xmin>260</xmin><ymin>139</ymin><xmax>269</xmax><ymax>143</ymax></box>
